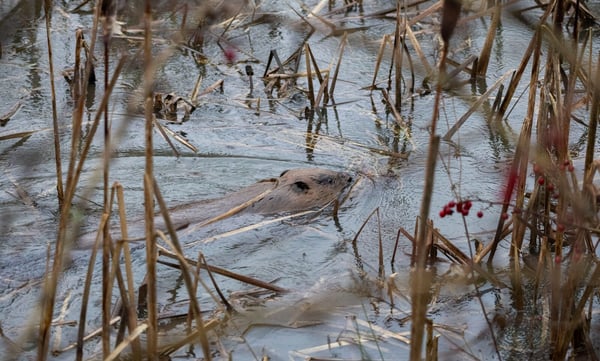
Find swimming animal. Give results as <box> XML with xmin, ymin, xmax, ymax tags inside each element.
<box><xmin>79</xmin><ymin>167</ymin><xmax>353</xmax><ymax>244</ymax></box>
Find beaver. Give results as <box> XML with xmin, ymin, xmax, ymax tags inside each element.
<box><xmin>155</xmin><ymin>167</ymin><xmax>354</xmax><ymax>234</ymax></box>
<box><xmin>79</xmin><ymin>168</ymin><xmax>353</xmax><ymax>245</ymax></box>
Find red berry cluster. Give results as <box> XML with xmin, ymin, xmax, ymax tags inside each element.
<box><xmin>439</xmin><ymin>200</ymin><xmax>480</xmax><ymax>218</ymax></box>
<box><xmin>558</xmin><ymin>159</ymin><xmax>575</xmax><ymax>172</ymax></box>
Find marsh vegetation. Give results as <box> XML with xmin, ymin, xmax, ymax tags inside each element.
<box><xmin>0</xmin><ymin>0</ymin><xmax>599</xmax><ymax>360</ymax></box>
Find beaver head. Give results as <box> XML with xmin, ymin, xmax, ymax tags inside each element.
<box><xmin>248</xmin><ymin>168</ymin><xmax>354</xmax><ymax>214</ymax></box>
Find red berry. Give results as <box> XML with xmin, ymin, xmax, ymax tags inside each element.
<box><xmin>557</xmin><ymin>223</ymin><xmax>565</xmax><ymax>232</ymax></box>
<box><xmin>555</xmin><ymin>255</ymin><xmax>561</xmax><ymax>264</ymax></box>
<box><xmin>563</xmin><ymin>160</ymin><xmax>571</xmax><ymax>166</ymax></box>
<box><xmin>513</xmin><ymin>207</ymin><xmax>521</xmax><ymax>214</ymax></box>
<box><xmin>547</xmin><ymin>183</ymin><xmax>554</xmax><ymax>192</ymax></box>
<box><xmin>224</xmin><ymin>47</ymin><xmax>236</xmax><ymax>63</ymax></box>
<box><xmin>568</xmin><ymin>164</ymin><xmax>574</xmax><ymax>172</ymax></box>
<box><xmin>501</xmin><ymin>213</ymin><xmax>509</xmax><ymax>220</ymax></box>
<box><xmin>461</xmin><ymin>209</ymin><xmax>469</xmax><ymax>216</ymax></box>
<box><xmin>537</xmin><ymin>177</ymin><xmax>545</xmax><ymax>185</ymax></box>
<box><xmin>456</xmin><ymin>202</ymin><xmax>463</xmax><ymax>213</ymax></box>
<box><xmin>448</xmin><ymin>201</ymin><xmax>456</xmax><ymax>208</ymax></box>
<box><xmin>464</xmin><ymin>200</ymin><xmax>472</xmax><ymax>210</ymax></box>
<box><xmin>439</xmin><ymin>210</ymin><xmax>446</xmax><ymax>218</ymax></box>
<box><xmin>477</xmin><ymin>211</ymin><xmax>484</xmax><ymax>218</ymax></box>
<box><xmin>533</xmin><ymin>164</ymin><xmax>541</xmax><ymax>175</ymax></box>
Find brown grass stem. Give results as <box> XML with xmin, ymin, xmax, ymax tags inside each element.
<box><xmin>328</xmin><ymin>31</ymin><xmax>347</xmax><ymax>100</ymax></box>
<box><xmin>393</xmin><ymin>4</ymin><xmax>405</xmax><ymax>109</ymax></box>
<box><xmin>152</xmin><ymin>177</ymin><xmax>212</xmax><ymax>360</ymax></box>
<box><xmin>585</xmin><ymin>52</ymin><xmax>600</xmax><ymax>180</ymax></box>
<box><xmin>142</xmin><ymin>1</ymin><xmax>158</xmax><ymax>358</ymax></box>
<box><xmin>442</xmin><ymin>70</ymin><xmax>512</xmax><ymax>141</ymax></box>
<box><xmin>38</xmin><ymin>4</ymin><xmax>102</xmax><ymax>359</ymax></box>
<box><xmin>476</xmin><ymin>2</ymin><xmax>500</xmax><ymax>76</ymax></box>
<box><xmin>370</xmin><ymin>34</ymin><xmax>390</xmax><ymax>90</ymax></box>
<box><xmin>409</xmin><ymin>135</ymin><xmax>439</xmax><ymax>361</ymax></box>
<box><xmin>157</xmin><ymin>246</ymin><xmax>288</xmax><ymax>294</ymax></box>
<box><xmin>75</xmin><ymin>212</ymin><xmax>108</xmax><ymax>361</ymax></box>
<box><xmin>509</xmin><ymin>33</ymin><xmax>541</xmax><ymax>254</ymax></box>
<box><xmin>304</xmin><ymin>43</ymin><xmax>315</xmax><ymax>108</ymax></box>
<box><xmin>114</xmin><ymin>183</ymin><xmax>142</xmax><ymax>359</ymax></box>
<box><xmin>43</xmin><ymin>0</ymin><xmax>64</xmax><ymax>209</ymax></box>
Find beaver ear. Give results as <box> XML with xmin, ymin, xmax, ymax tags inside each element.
<box><xmin>280</xmin><ymin>169</ymin><xmax>290</xmax><ymax>177</ymax></box>
<box><xmin>292</xmin><ymin>181</ymin><xmax>310</xmax><ymax>192</ymax></box>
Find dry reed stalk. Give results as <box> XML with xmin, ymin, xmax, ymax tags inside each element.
<box><xmin>376</xmin><ymin>208</ymin><xmax>384</xmax><ymax>279</ymax></box>
<box><xmin>475</xmin><ymin>2</ymin><xmax>501</xmax><ymax>76</ymax></box>
<box><xmin>114</xmin><ymin>184</ymin><xmax>142</xmax><ymax>359</ymax></box>
<box><xmin>44</xmin><ymin>0</ymin><xmax>64</xmax><ymax>208</ymax></box>
<box><xmin>410</xmin><ymin>0</ymin><xmax>461</xmax><ymax>357</ymax></box>
<box><xmin>100</xmin><ymin>2</ymin><xmax>116</xmax><ymax>354</ymax></box>
<box><xmin>157</xmin><ymin>247</ymin><xmax>288</xmax><ymax>293</ymax></box>
<box><xmin>403</xmin><ymin>22</ymin><xmax>431</xmax><ymax>76</ymax></box>
<box><xmin>584</xmin><ymin>52</ymin><xmax>600</xmax><ymax>181</ymax></box>
<box><xmin>104</xmin><ymin>324</ymin><xmax>148</xmax><ymax>361</ymax></box>
<box><xmin>442</xmin><ymin>70</ymin><xmax>512</xmax><ymax>141</ymax></box>
<box><xmin>197</xmin><ymin>253</ymin><xmax>233</xmax><ymax>311</ymax></box>
<box><xmin>486</xmin><ymin>34</ymin><xmax>542</xmax><ymax>263</ymax></box>
<box><xmin>494</xmin><ymin>6</ymin><xmax>552</xmax><ymax>122</ymax></box>
<box><xmin>152</xmin><ymin>177</ymin><xmax>212</xmax><ymax>359</ymax></box>
<box><xmin>142</xmin><ymin>2</ymin><xmax>158</xmax><ymax>359</ymax></box>
<box><xmin>381</xmin><ymin>89</ymin><xmax>406</xmax><ymax>127</ymax></box>
<box><xmin>314</xmin><ymin>71</ymin><xmax>330</xmax><ymax>108</ymax></box>
<box><xmin>508</xmin><ymin>33</ymin><xmax>542</xmax><ymax>254</ymax></box>
<box><xmin>370</xmin><ymin>34</ymin><xmax>390</xmax><ymax>90</ymax></box>
<box><xmin>444</xmin><ymin>54</ymin><xmax>477</xmax><ymax>83</ymax></box>
<box><xmin>393</xmin><ymin>5</ymin><xmax>404</xmax><ymax>109</ymax></box>
<box><xmin>304</xmin><ymin>43</ymin><xmax>316</xmax><ymax>108</ymax></box>
<box><xmin>38</xmin><ymin>3</ymin><xmax>103</xmax><ymax>359</ymax></box>
<box><xmin>76</xmin><ymin>212</ymin><xmax>109</xmax><ymax>360</ymax></box>
<box><xmin>153</xmin><ymin>118</ymin><xmax>181</xmax><ymax>156</ymax></box>
<box><xmin>328</xmin><ymin>31</ymin><xmax>347</xmax><ymax>100</ymax></box>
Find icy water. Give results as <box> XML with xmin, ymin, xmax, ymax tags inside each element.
<box><xmin>0</xmin><ymin>0</ymin><xmax>599</xmax><ymax>360</ymax></box>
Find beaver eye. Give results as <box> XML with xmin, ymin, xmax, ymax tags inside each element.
<box><xmin>293</xmin><ymin>181</ymin><xmax>310</xmax><ymax>191</ymax></box>
<box><xmin>315</xmin><ymin>176</ymin><xmax>334</xmax><ymax>185</ymax></box>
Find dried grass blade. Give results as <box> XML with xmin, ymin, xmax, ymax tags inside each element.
<box><xmin>443</xmin><ymin>70</ymin><xmax>513</xmax><ymax>141</ymax></box>
<box><xmin>76</xmin><ymin>213</ymin><xmax>109</xmax><ymax>360</ymax></box>
<box><xmin>370</xmin><ymin>34</ymin><xmax>390</xmax><ymax>90</ymax></box>
<box><xmin>304</xmin><ymin>43</ymin><xmax>315</xmax><ymax>108</ymax></box>
<box><xmin>584</xmin><ymin>52</ymin><xmax>600</xmax><ymax>177</ymax></box>
<box><xmin>104</xmin><ymin>324</ymin><xmax>148</xmax><ymax>361</ymax></box>
<box><xmin>158</xmin><ymin>246</ymin><xmax>288</xmax><ymax>293</ymax></box>
<box><xmin>404</xmin><ymin>23</ymin><xmax>431</xmax><ymax>75</ymax></box>
<box><xmin>476</xmin><ymin>3</ymin><xmax>501</xmax><ymax>76</ymax></box>
<box><xmin>153</xmin><ymin>117</ymin><xmax>181</xmax><ymax>156</ymax></box>
<box><xmin>0</xmin><ymin>130</ymin><xmax>36</xmax><ymax>140</ymax></box>
<box><xmin>0</xmin><ymin>101</ymin><xmax>22</xmax><ymax>123</ymax></box>
<box><xmin>142</xmin><ymin>1</ymin><xmax>158</xmax><ymax>357</ymax></box>
<box><xmin>328</xmin><ymin>31</ymin><xmax>347</xmax><ymax>99</ymax></box>
<box><xmin>152</xmin><ymin>177</ymin><xmax>211</xmax><ymax>359</ymax></box>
